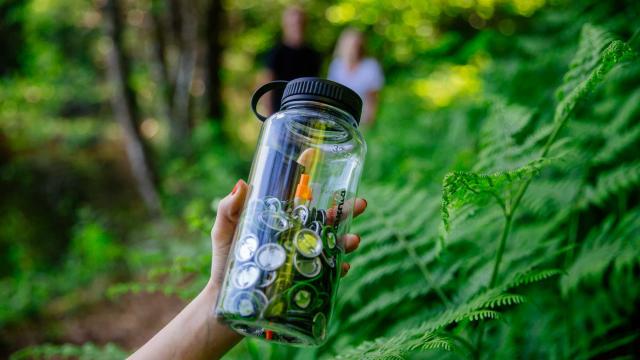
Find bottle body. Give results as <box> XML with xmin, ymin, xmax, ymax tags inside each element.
<box><xmin>215</xmin><ymin>102</ymin><xmax>365</xmax><ymax>346</ymax></box>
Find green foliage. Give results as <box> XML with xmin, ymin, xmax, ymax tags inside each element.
<box><xmin>0</xmin><ymin>210</ymin><xmax>124</xmax><ymax>327</ymax></box>
<box><xmin>10</xmin><ymin>342</ymin><xmax>127</xmax><ymax>360</ymax></box>
<box><xmin>3</xmin><ymin>0</ymin><xmax>640</xmax><ymax>358</ymax></box>
<box><xmin>321</xmin><ymin>9</ymin><xmax>640</xmax><ymax>359</ymax></box>
<box><xmin>441</xmin><ymin>158</ymin><xmax>548</xmax><ymax>231</ymax></box>
<box><xmin>561</xmin><ymin>207</ymin><xmax>640</xmax><ymax>295</ymax></box>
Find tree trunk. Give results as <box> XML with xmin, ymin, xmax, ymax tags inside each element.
<box><xmin>102</xmin><ymin>0</ymin><xmax>162</xmax><ymax>214</ymax></box>
<box><xmin>205</xmin><ymin>0</ymin><xmax>224</xmax><ymax>121</ymax></box>
<box><xmin>170</xmin><ymin>0</ymin><xmax>198</xmax><ymax>149</ymax></box>
<box><xmin>148</xmin><ymin>0</ymin><xmax>173</xmax><ymax>126</ymax></box>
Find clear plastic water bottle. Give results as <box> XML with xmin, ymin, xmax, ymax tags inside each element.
<box><xmin>214</xmin><ymin>78</ymin><xmax>366</xmax><ymax>346</ymax></box>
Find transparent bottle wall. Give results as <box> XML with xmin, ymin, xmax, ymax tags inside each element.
<box><xmin>215</xmin><ymin>104</ymin><xmax>365</xmax><ymax>346</ymax></box>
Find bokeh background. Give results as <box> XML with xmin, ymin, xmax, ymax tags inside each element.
<box><xmin>1</xmin><ymin>0</ymin><xmax>639</xmax><ymax>359</ymax></box>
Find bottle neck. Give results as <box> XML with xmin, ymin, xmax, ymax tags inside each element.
<box><xmin>281</xmin><ymin>101</ymin><xmax>359</xmax><ymax>128</ymax></box>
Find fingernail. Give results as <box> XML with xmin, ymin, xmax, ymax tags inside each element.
<box><xmin>231</xmin><ymin>179</ymin><xmax>243</xmax><ymax>195</ymax></box>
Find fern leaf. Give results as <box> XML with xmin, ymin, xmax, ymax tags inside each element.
<box><xmin>562</xmin><ymin>208</ymin><xmax>640</xmax><ymax>294</ymax></box>
<box><xmin>346</xmin><ymin>263</ymin><xmax>458</xmax><ymax>325</ymax></box>
<box><xmin>481</xmin><ymin>293</ymin><xmax>527</xmax><ymax>308</ymax></box>
<box><xmin>458</xmin><ymin>309</ymin><xmax>502</xmax><ymax>322</ymax></box>
<box><xmin>474</xmin><ymin>100</ymin><xmax>535</xmax><ymax>173</ymax></box>
<box><xmin>593</xmin><ymin>121</ymin><xmax>640</xmax><ymax>165</ymax></box>
<box><xmin>441</xmin><ymin>159</ymin><xmax>549</xmax><ymax>232</ymax></box>
<box><xmin>579</xmin><ymin>160</ymin><xmax>640</xmax><ymax>208</ymax></box>
<box><xmin>337</xmin><ymin>288</ymin><xmax>512</xmax><ymax>358</ymax></box>
<box><xmin>553</xmin><ymin>37</ymin><xmax>635</xmax><ymax>127</ymax></box>
<box><xmin>413</xmin><ymin>333</ymin><xmax>455</xmax><ymax>352</ymax></box>
<box><xmin>556</xmin><ymin>24</ymin><xmax>618</xmax><ymax>100</ymax></box>
<box><xmin>507</xmin><ymin>268</ymin><xmax>564</xmax><ymax>288</ymax></box>
<box><xmin>343</xmin><ymin>242</ymin><xmax>438</xmax><ymax>304</ymax></box>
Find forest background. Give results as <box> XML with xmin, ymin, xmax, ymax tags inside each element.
<box><xmin>1</xmin><ymin>0</ymin><xmax>639</xmax><ymax>358</ymax></box>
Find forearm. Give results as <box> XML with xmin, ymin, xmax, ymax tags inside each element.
<box><xmin>129</xmin><ymin>281</ymin><xmax>242</xmax><ymax>360</ymax></box>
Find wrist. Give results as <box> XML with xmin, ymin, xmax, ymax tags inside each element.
<box><xmin>200</xmin><ymin>279</ymin><xmax>223</xmax><ymax>327</ymax></box>
<box><xmin>200</xmin><ymin>280</ymin><xmax>244</xmax><ymax>350</ymax></box>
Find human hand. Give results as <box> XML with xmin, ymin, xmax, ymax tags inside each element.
<box><xmin>209</xmin><ymin>179</ymin><xmax>368</xmax><ymax>289</ymax></box>
<box><xmin>131</xmin><ymin>180</ymin><xmax>367</xmax><ymax>360</ymax></box>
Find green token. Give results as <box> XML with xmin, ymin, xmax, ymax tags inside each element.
<box><xmin>323</xmin><ymin>227</ymin><xmax>337</xmax><ymax>250</ymax></box>
<box><xmin>312</xmin><ymin>312</ymin><xmax>326</xmax><ymax>340</ymax></box>
<box><xmin>294</xmin><ymin>289</ymin><xmax>312</xmax><ymax>309</ymax></box>
<box><xmin>294</xmin><ymin>229</ymin><xmax>323</xmax><ymax>258</ymax></box>
<box><xmin>263</xmin><ymin>296</ymin><xmax>287</xmax><ymax>318</ymax></box>
<box><xmin>294</xmin><ymin>253</ymin><xmax>322</xmax><ymax>278</ymax></box>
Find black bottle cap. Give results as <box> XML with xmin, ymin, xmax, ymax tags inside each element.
<box><xmin>250</xmin><ymin>78</ymin><xmax>362</xmax><ymax>125</ymax></box>
<box><xmin>280</xmin><ymin>77</ymin><xmax>362</xmax><ymax>125</ymax></box>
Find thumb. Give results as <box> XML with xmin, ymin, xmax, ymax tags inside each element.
<box><xmin>211</xmin><ymin>179</ymin><xmax>248</xmax><ymax>246</ymax></box>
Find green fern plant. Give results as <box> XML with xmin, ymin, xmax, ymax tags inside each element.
<box><xmin>329</xmin><ymin>20</ymin><xmax>637</xmax><ymax>359</ymax></box>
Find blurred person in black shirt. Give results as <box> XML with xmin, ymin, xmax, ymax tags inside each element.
<box><xmin>263</xmin><ymin>6</ymin><xmax>322</xmax><ymax>114</ymax></box>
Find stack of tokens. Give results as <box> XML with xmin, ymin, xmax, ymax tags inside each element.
<box><xmin>224</xmin><ymin>195</ymin><xmax>339</xmax><ymax>341</ymax></box>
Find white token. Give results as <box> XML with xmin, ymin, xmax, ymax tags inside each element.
<box><xmin>264</xmin><ymin>197</ymin><xmax>282</xmax><ymax>212</ymax></box>
<box><xmin>232</xmin><ymin>263</ymin><xmax>260</xmax><ymax>289</ymax></box>
<box><xmin>255</xmin><ymin>243</ymin><xmax>287</xmax><ymax>271</ymax></box>
<box><xmin>292</xmin><ymin>205</ymin><xmax>309</xmax><ymax>225</ymax></box>
<box><xmin>259</xmin><ymin>210</ymin><xmax>290</xmax><ymax>232</ymax></box>
<box><xmin>235</xmin><ymin>234</ymin><xmax>259</xmax><ymax>262</ymax></box>
<box><xmin>229</xmin><ymin>290</ymin><xmax>268</xmax><ymax>317</ymax></box>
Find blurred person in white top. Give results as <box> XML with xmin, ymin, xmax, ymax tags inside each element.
<box><xmin>328</xmin><ymin>28</ymin><xmax>384</xmax><ymax>127</ymax></box>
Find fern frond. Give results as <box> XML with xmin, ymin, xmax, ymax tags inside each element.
<box><xmin>562</xmin><ymin>208</ymin><xmax>640</xmax><ymax>294</ymax></box>
<box><xmin>350</xmin><ymin>233</ymin><xmax>433</xmax><ymax>270</ymax></box>
<box><xmin>346</xmin><ymin>264</ymin><xmax>458</xmax><ymax>325</ymax></box>
<box><xmin>481</xmin><ymin>293</ymin><xmax>527</xmax><ymax>308</ymax></box>
<box><xmin>603</xmin><ymin>87</ymin><xmax>640</xmax><ymax>133</ymax></box>
<box><xmin>343</xmin><ymin>243</ymin><xmax>438</xmax><ymax>303</ymax></box>
<box><xmin>556</xmin><ymin>24</ymin><xmax>618</xmax><ymax>101</ymax></box>
<box><xmin>579</xmin><ymin>160</ymin><xmax>640</xmax><ymax>208</ymax></box>
<box><xmin>553</xmin><ymin>38</ymin><xmax>635</xmax><ymax>127</ymax></box>
<box><xmin>338</xmin><ymin>288</ymin><xmax>511</xmax><ymax>358</ymax></box>
<box><xmin>458</xmin><ymin>309</ymin><xmax>502</xmax><ymax>322</ymax></box>
<box><xmin>593</xmin><ymin>122</ymin><xmax>640</xmax><ymax>165</ymax></box>
<box><xmin>520</xmin><ymin>178</ymin><xmax>582</xmax><ymax>217</ymax></box>
<box><xmin>412</xmin><ymin>333</ymin><xmax>455</xmax><ymax>352</ymax></box>
<box><xmin>474</xmin><ymin>100</ymin><xmax>535</xmax><ymax>173</ymax></box>
<box><xmin>441</xmin><ymin>158</ymin><xmax>549</xmax><ymax>232</ymax></box>
<box><xmin>507</xmin><ymin>268</ymin><xmax>564</xmax><ymax>288</ymax></box>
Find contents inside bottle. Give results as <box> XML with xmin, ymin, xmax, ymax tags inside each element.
<box><xmin>218</xmin><ymin>131</ymin><xmax>358</xmax><ymax>345</ymax></box>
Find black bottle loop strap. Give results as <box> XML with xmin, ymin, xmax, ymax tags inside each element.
<box><xmin>251</xmin><ymin>80</ymin><xmax>288</xmax><ymax>121</ymax></box>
